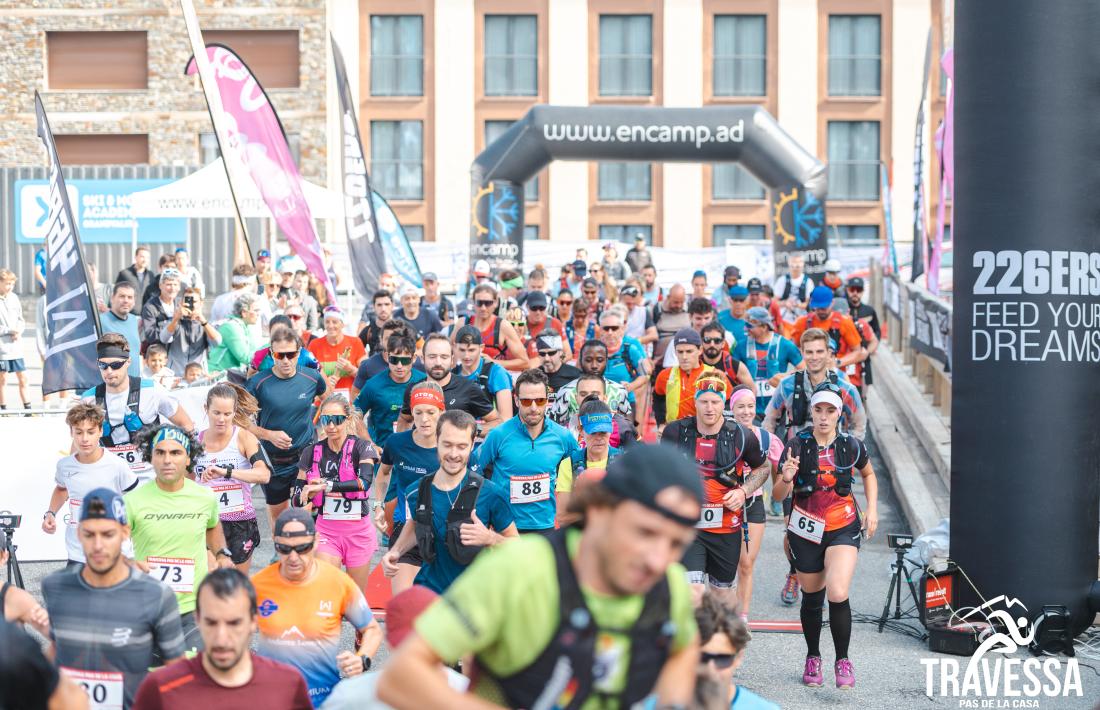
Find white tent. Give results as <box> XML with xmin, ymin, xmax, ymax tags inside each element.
<box><xmin>127</xmin><ymin>158</ymin><xmax>344</xmax><ymax>220</ymax></box>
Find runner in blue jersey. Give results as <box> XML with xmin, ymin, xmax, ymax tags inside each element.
<box><xmin>597</xmin><ymin>309</ymin><xmax>649</xmax><ymax>420</ymax></box>
<box><xmin>476</xmin><ymin>368</ymin><xmax>580</xmax><ymax>534</ymax></box>
<box><xmin>353</xmin><ymin>333</ymin><xmax>426</xmax><ymax>448</ymax></box>
<box><xmin>736</xmin><ymin>307</ymin><xmax>803</xmax><ymax>418</ymax></box>
<box><xmin>373</xmin><ymin>381</ymin><xmax>444</xmax><ymax>594</ymax></box>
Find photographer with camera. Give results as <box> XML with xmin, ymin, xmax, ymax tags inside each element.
<box><xmin>142</xmin><ymin>269</ymin><xmax>221</xmax><ymax>375</ymax></box>
<box><xmin>1</xmin><ymin>528</ymin><xmax>49</xmax><ymax>635</ymax></box>
<box><xmin>772</xmin><ymin>382</ymin><xmax>878</xmax><ymax>691</ymax></box>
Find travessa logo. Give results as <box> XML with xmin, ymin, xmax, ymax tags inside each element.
<box><xmin>920</xmin><ymin>596</ymin><xmax>1082</xmax><ymax>704</ymax></box>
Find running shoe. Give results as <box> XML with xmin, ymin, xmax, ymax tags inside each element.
<box><xmin>780</xmin><ymin>573</ymin><xmax>800</xmax><ymax>605</ymax></box>
<box><xmin>802</xmin><ymin>655</ymin><xmax>824</xmax><ymax>687</ymax></box>
<box><xmin>835</xmin><ymin>658</ymin><xmax>855</xmax><ymax>689</ymax></box>
<box><xmin>769</xmin><ymin>500</ymin><xmax>784</xmax><ymax>517</ymax></box>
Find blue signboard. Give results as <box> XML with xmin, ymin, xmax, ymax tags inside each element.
<box><xmin>14</xmin><ymin>178</ymin><xmax>188</xmax><ymax>244</ymax></box>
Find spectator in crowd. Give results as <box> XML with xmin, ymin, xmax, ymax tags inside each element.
<box><xmin>625</xmin><ymin>233</ymin><xmax>653</xmax><ymax>274</ymax></box>
<box><xmin>211</xmin><ymin>264</ymin><xmax>258</xmax><ymax>324</ymax></box>
<box><xmin>0</xmin><ymin>268</ymin><xmax>29</xmax><ymax>410</ymax></box>
<box><xmin>261</xmin><ymin>271</ymin><xmax>286</xmax><ymax>318</ymax></box>
<box><xmin>254</xmin><ymin>249</ymin><xmax>273</xmax><ymax>294</ymax></box>
<box><xmin>281</xmin><ymin>302</ymin><xmax>316</xmax><ymax>347</ymax></box>
<box><xmin>395</xmin><ymin>284</ymin><xmax>444</xmax><ymax>340</ymax></box>
<box><xmin>141</xmin><ymin>265</ymin><xmax>181</xmax><ymax>346</ymax></box>
<box><xmin>184</xmin><ymin>362</ymin><xmax>207</xmax><ymax>385</ymax></box>
<box><xmin>641</xmin><ymin>263</ymin><xmax>663</xmax><ymax>306</ymax></box>
<box><xmin>601</xmin><ymin>242</ymin><xmax>631</xmax><ymax>281</ymax></box>
<box><xmin>100</xmin><ymin>282</ymin><xmax>142</xmax><ymax>377</ymax></box>
<box><xmin>146</xmin><ymin>278</ymin><xmax>221</xmax><ymax>374</ymax></box>
<box><xmin>116</xmin><ymin>245</ymin><xmax>153</xmax><ymax>301</ymax></box>
<box><xmin>292</xmin><ymin>269</ymin><xmax>320</xmax><ymax>331</ymax></box>
<box><xmin>420</xmin><ymin>272</ymin><xmax>454</xmax><ymax>327</ymax></box>
<box><xmin>209</xmin><ymin>293</ymin><xmax>265</xmax><ymax>374</ymax></box>
<box><xmin>174</xmin><ymin>246</ymin><xmax>206</xmax><ymax>297</ymax></box>
<box><xmin>34</xmin><ymin>246</ymin><xmax>47</xmax><ymax>294</ymax></box>
<box><xmin>143</xmin><ymin>253</ymin><xmax>178</xmax><ymax>306</ymax></box>
<box><xmin>143</xmin><ymin>342</ymin><xmax>177</xmax><ymax>388</ymax></box>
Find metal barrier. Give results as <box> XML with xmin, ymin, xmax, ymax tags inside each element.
<box><xmin>870</xmin><ymin>260</ymin><xmax>953</xmax><ymax>417</ymax></box>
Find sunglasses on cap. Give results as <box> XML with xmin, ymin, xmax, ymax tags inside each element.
<box><xmin>696</xmin><ymin>378</ymin><xmax>728</xmax><ymax>395</ymax></box>
<box><xmin>518</xmin><ymin>397</ymin><xmax>548</xmax><ymax>407</ymax></box>
<box><xmin>389</xmin><ymin>355</ymin><xmax>413</xmax><ymax>366</ymax></box>
<box><xmin>97</xmin><ymin>360</ymin><xmax>128</xmax><ymax>371</ymax></box>
<box><xmin>272</xmin><ymin>349</ymin><xmax>299</xmax><ymax>360</ymax></box>
<box><xmin>701</xmin><ymin>652</ymin><xmax>736</xmax><ymax>670</ymax></box>
<box><xmin>274</xmin><ymin>541</ymin><xmax>315</xmax><ymax>555</ymax></box>
<box><xmin>319</xmin><ymin>414</ymin><xmax>348</xmax><ymax>427</ymax></box>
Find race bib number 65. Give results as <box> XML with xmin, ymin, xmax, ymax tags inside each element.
<box><xmin>510</xmin><ymin>473</ymin><xmax>550</xmax><ymax>504</ymax></box>
<box><xmin>788</xmin><ymin>506</ymin><xmax>826</xmax><ymax>544</ymax></box>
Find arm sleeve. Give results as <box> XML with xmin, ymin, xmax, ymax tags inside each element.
<box><xmin>297</xmin><ymin>446</ymin><xmax>314</xmax><ymax>474</ymax></box>
<box><xmin>653</xmin><ymin>389</ymin><xmax>668</xmax><ymax>424</ymax></box>
<box><xmin>331</xmin><ymin>440</ymin><xmax>376</xmax><ymax>493</ymax></box>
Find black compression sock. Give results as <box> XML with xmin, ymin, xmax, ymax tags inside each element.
<box><xmin>801</xmin><ymin>589</ymin><xmax>826</xmax><ymax>657</ymax></box>
<box><xmin>829</xmin><ymin>598</ymin><xmax>853</xmax><ymax>659</ymax></box>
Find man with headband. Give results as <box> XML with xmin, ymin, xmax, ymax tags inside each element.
<box><xmin>382</xmin><ymin>410</ymin><xmax>516</xmax><ymax>593</ymax></box>
<box><xmin>379</xmin><ymin>444</ymin><xmax>702</xmax><ymax>709</ymax></box>
<box><xmin>81</xmin><ymin>333</ymin><xmax>193</xmax><ymax>480</ymax></box>
<box><xmin>126</xmin><ymin>425</ymin><xmax>233</xmax><ymax>651</ymax></box>
<box><xmin>662</xmin><ymin>373</ymin><xmax>769</xmax><ymax>605</ymax></box>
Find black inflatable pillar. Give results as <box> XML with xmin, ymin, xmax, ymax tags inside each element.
<box><xmin>951</xmin><ymin>1</ymin><xmax>1100</xmax><ymax>632</ymax></box>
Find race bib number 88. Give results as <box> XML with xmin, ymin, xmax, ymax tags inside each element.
<box><xmin>510</xmin><ymin>474</ymin><xmax>550</xmax><ymax>504</ymax></box>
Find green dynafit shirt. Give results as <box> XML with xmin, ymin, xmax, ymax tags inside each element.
<box><xmin>415</xmin><ymin>528</ymin><xmax>697</xmax><ymax>708</ymax></box>
<box><xmin>124</xmin><ymin>478</ymin><xmax>219</xmax><ymax>614</ymax></box>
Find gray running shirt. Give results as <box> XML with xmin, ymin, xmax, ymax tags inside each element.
<box><xmin>42</xmin><ymin>566</ymin><xmax>186</xmax><ymax>710</ymax></box>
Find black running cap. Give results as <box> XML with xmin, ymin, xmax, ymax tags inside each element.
<box><xmin>601</xmin><ymin>444</ymin><xmax>702</xmax><ymax>527</ymax></box>
<box><xmin>274</xmin><ymin>508</ymin><xmax>316</xmax><ymax>538</ymax></box>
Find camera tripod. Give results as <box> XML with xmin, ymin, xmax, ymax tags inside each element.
<box><xmin>877</xmin><ymin>543</ymin><xmax>920</xmax><ymax>633</ymax></box>
<box><xmin>3</xmin><ymin>526</ymin><xmax>24</xmax><ymax>590</ymax></box>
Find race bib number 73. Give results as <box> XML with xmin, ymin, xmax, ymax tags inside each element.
<box><xmin>146</xmin><ymin>556</ymin><xmax>195</xmax><ymax>593</ymax></box>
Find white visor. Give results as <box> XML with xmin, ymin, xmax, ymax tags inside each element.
<box><xmin>809</xmin><ymin>390</ymin><xmax>843</xmax><ymax>411</ymax></box>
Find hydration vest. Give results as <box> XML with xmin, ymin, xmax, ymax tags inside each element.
<box><xmin>95</xmin><ymin>376</ymin><xmax>144</xmax><ymax>447</ymax></box>
<box><xmin>414</xmin><ymin>471</ymin><xmax>486</xmax><ymax>566</ymax></box>
<box><xmin>480</xmin><ymin>316</ymin><xmax>505</xmax><ymax>360</ymax></box>
<box><xmin>792</xmin><ymin>430</ymin><xmax>862</xmax><ymax>499</ymax></box>
<box><xmin>672</xmin><ymin>417</ymin><xmax>750</xmax><ymax>489</ymax></box>
<box><xmin>487</xmin><ymin>527</ymin><xmax>674</xmax><ymax>710</ymax></box>
<box><xmin>455</xmin><ymin>359</ymin><xmax>496</xmax><ymax>403</ymax></box>
<box><xmin>780</xmin><ymin>274</ymin><xmax>810</xmax><ymax>302</ymax></box>
<box><xmin>308</xmin><ymin>437</ymin><xmax>370</xmax><ymax>508</ymax></box>
<box><xmin>788</xmin><ymin>370</ymin><xmax>840</xmax><ymax>429</ymax></box>
<box><xmin>567</xmin><ymin>446</ymin><xmax>621</xmax><ymax>481</ymax></box>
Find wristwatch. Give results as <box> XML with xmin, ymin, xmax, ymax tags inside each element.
<box><xmin>215</xmin><ymin>547</ymin><xmax>232</xmax><ymax>559</ymax></box>
<box><xmin>370</xmin><ymin>500</ymin><xmax>383</xmax><ymax>511</ymax></box>
<box><xmin>222</xmin><ymin>463</ymin><xmax>235</xmax><ymax>479</ymax></box>
<box><xmin>360</xmin><ymin>655</ymin><xmax>372</xmax><ymax>673</ymax></box>
<box><xmin>43</xmin><ymin>510</ymin><xmax>56</xmax><ymax>520</ymax></box>
<box><xmin>325</xmin><ymin>479</ymin><xmax>335</xmax><ymax>493</ymax></box>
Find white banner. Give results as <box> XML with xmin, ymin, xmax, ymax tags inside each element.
<box><xmin>1</xmin><ymin>413</ymin><xmax>73</xmax><ymax>561</ymax></box>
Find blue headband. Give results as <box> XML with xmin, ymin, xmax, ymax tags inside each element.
<box><xmin>152</xmin><ymin>427</ymin><xmax>191</xmax><ymax>454</ymax></box>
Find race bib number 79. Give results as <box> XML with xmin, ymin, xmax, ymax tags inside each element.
<box><xmin>322</xmin><ymin>495</ymin><xmax>361</xmax><ymax>520</ymax></box>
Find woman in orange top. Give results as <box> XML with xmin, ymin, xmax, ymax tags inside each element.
<box><xmin>308</xmin><ymin>306</ymin><xmax>367</xmax><ymax>397</ymax></box>
<box><xmin>772</xmin><ymin>384</ymin><xmax>878</xmax><ymax>691</ymax></box>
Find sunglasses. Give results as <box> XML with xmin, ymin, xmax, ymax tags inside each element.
<box><xmin>510</xmin><ymin>321</ymin><xmax>527</xmax><ymax>328</ymax></box>
<box><xmin>287</xmin><ymin>313</ymin><xmax>304</xmax><ymax>320</ymax></box>
<box><xmin>583</xmin><ymin>291</ymin><xmax>598</xmax><ymax>296</ymax></box>
<box><xmin>528</xmin><ymin>306</ymin><xmax>547</xmax><ymax>312</ymax></box>
<box><xmin>696</xmin><ymin>379</ymin><xmax>728</xmax><ymax>395</ymax></box>
<box><xmin>389</xmin><ymin>355</ymin><xmax>413</xmax><ymax>366</ymax></box>
<box><xmin>319</xmin><ymin>414</ymin><xmax>348</xmax><ymax>426</ymax></box>
<box><xmin>97</xmin><ymin>360</ymin><xmax>128</xmax><ymax>371</ymax></box>
<box><xmin>518</xmin><ymin>397</ymin><xmax>548</xmax><ymax>407</ymax></box>
<box><xmin>274</xmin><ymin>541</ymin><xmax>315</xmax><ymax>555</ymax></box>
<box><xmin>272</xmin><ymin>350</ymin><xmax>299</xmax><ymax>360</ymax></box>
<box><xmin>557</xmin><ymin>299</ymin><xmax>574</xmax><ymax>305</ymax></box>
<box><xmin>847</xmin><ymin>287</ymin><xmax>864</xmax><ymax>292</ymax></box>
<box><xmin>601</xmin><ymin>325</ymin><xmax>621</xmax><ymax>332</ymax></box>
<box><xmin>475</xmin><ymin>300</ymin><xmax>496</xmax><ymax>308</ymax></box>
<box><xmin>537</xmin><ymin>350</ymin><xmax>560</xmax><ymax>358</ymax></box>
<box><xmin>702</xmin><ymin>336</ymin><xmax>725</xmax><ymax>345</ymax></box>
<box><xmin>701</xmin><ymin>652</ymin><xmax>736</xmax><ymax>670</ymax></box>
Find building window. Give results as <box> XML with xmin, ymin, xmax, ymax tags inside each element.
<box><xmin>827</xmin><ymin>121</ymin><xmax>879</xmax><ymax>201</ymax></box>
<box><xmin>484</xmin><ymin>15</ymin><xmax>537</xmax><ymax>96</ymax></box>
<box><xmin>200</xmin><ymin>132</ymin><xmax>299</xmax><ymax>166</ymax></box>
<box><xmin>713</xmin><ymin>15</ymin><xmax>765</xmax><ymax>97</ymax></box>
<box><xmin>404</xmin><ymin>225</ymin><xmax>425</xmax><ymax>242</ymax></box>
<box><xmin>598</xmin><ymin>162</ymin><xmax>651</xmax><ymax>201</ymax></box>
<box><xmin>942</xmin><ymin>224</ymin><xmax>951</xmax><ymax>243</ymax></box>
<box><xmin>202</xmin><ymin>30</ymin><xmax>300</xmax><ymax>88</ymax></box>
<box><xmin>371</xmin><ymin>120</ymin><xmax>423</xmax><ymax>200</ymax></box>
<box><xmin>598</xmin><ymin>15</ymin><xmax>652</xmax><ymax>97</ymax></box>
<box><xmin>712</xmin><ymin>164</ymin><xmax>765</xmax><ymax>200</ymax></box>
<box><xmin>524</xmin><ymin>225</ymin><xmax>540</xmax><ymax>241</ymax></box>
<box><xmin>827</xmin><ymin>15</ymin><xmax>881</xmax><ymax>97</ymax></box>
<box><xmin>370</xmin><ymin>15</ymin><xmax>424</xmax><ymax>96</ymax></box>
<box><xmin>599</xmin><ymin>225</ymin><xmax>652</xmax><ymax>245</ymax></box>
<box><xmin>47</xmin><ymin>31</ymin><xmax>148</xmax><ymax>90</ymax></box>
<box><xmin>485</xmin><ymin>121</ymin><xmax>538</xmax><ymax>201</ymax></box>
<box><xmin>713</xmin><ymin>224</ymin><xmax>766</xmax><ymax>245</ymax></box>
<box><xmin>54</xmin><ymin>135</ymin><xmax>148</xmax><ymax>165</ymax></box>
<box><xmin>834</xmin><ymin>224</ymin><xmax>880</xmax><ymax>245</ymax></box>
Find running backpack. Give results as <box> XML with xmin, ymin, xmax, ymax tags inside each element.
<box><xmin>95</xmin><ymin>376</ymin><xmax>144</xmax><ymax>447</ymax></box>
<box><xmin>780</xmin><ymin>274</ymin><xmax>809</xmax><ymax>302</ymax></box>
<box><xmin>792</xmin><ymin>430</ymin><xmax>862</xmax><ymax>498</ymax></box>
<box><xmin>788</xmin><ymin>370</ymin><xmax>840</xmax><ymax>428</ymax></box>
<box><xmin>414</xmin><ymin>472</ymin><xmax>486</xmax><ymax>566</ymax></box>
<box><xmin>670</xmin><ymin>417</ymin><xmax>749</xmax><ymax>488</ymax></box>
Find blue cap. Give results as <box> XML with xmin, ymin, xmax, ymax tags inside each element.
<box><xmin>174</xmin><ymin>246</ymin><xmax>188</xmax><ymax>254</ymax></box>
<box><xmin>692</xmin><ymin>269</ymin><xmax>707</xmax><ymax>280</ymax></box>
<box><xmin>257</xmin><ymin>249</ymin><xmax>271</xmax><ymax>259</ymax></box>
<box><xmin>79</xmin><ymin>488</ymin><xmax>128</xmax><ymax>525</ymax></box>
<box><xmin>727</xmin><ymin>285</ymin><xmax>750</xmax><ymax>300</ymax></box>
<box><xmin>809</xmin><ymin>285</ymin><xmax>835</xmax><ymax>309</ymax></box>
<box><xmin>580</xmin><ymin>411</ymin><xmax>614</xmax><ymax>435</ymax></box>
